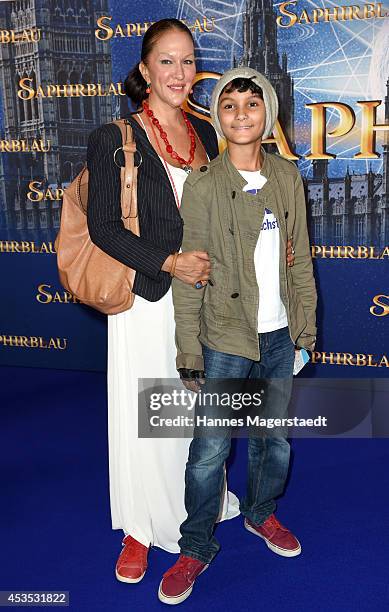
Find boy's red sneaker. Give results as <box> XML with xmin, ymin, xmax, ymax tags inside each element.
<box><xmin>115</xmin><ymin>534</ymin><xmax>149</xmax><ymax>583</ymax></box>
<box><xmin>158</xmin><ymin>555</ymin><xmax>208</xmax><ymax>605</ymax></box>
<box><xmin>245</xmin><ymin>514</ymin><xmax>301</xmax><ymax>557</ymax></box>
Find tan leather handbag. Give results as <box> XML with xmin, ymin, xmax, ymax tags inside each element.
<box><xmin>55</xmin><ymin>119</ymin><xmax>140</xmax><ymax>315</ymax></box>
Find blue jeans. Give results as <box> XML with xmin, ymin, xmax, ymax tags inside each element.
<box><xmin>178</xmin><ymin>326</ymin><xmax>295</xmax><ymax>564</ymax></box>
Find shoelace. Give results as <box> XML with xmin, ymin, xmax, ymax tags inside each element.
<box><xmin>164</xmin><ymin>556</ymin><xmax>201</xmax><ymax>579</ymax></box>
<box><xmin>121</xmin><ymin>536</ymin><xmax>148</xmax><ymax>562</ymax></box>
<box><xmin>264</xmin><ymin>515</ymin><xmax>288</xmax><ymax>532</ymax></box>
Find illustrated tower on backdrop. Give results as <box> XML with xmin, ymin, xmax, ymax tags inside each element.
<box><xmin>0</xmin><ymin>0</ymin><xmax>115</xmax><ymax>234</ymax></box>
<box><xmin>237</xmin><ymin>0</ymin><xmax>295</xmax><ymax>147</ymax></box>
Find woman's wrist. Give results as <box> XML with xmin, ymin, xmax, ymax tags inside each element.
<box><xmin>161</xmin><ymin>254</ymin><xmax>173</xmax><ymax>273</ymax></box>
<box><xmin>169</xmin><ymin>252</ymin><xmax>179</xmax><ymax>277</ymax></box>
<box><xmin>161</xmin><ymin>252</ymin><xmax>179</xmax><ymax>276</ymax></box>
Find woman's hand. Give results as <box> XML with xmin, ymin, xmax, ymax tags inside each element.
<box><xmin>163</xmin><ymin>251</ymin><xmax>210</xmax><ymax>285</ymax></box>
<box><xmin>287</xmin><ymin>238</ymin><xmax>295</xmax><ymax>267</ymax></box>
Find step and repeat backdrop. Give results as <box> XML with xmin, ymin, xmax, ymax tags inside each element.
<box><xmin>0</xmin><ymin>0</ymin><xmax>388</xmax><ymax>375</ymax></box>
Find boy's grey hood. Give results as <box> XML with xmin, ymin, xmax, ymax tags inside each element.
<box><xmin>210</xmin><ymin>67</ymin><xmax>278</xmax><ymax>141</ymax></box>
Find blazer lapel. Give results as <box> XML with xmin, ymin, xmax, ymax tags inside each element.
<box><xmin>188</xmin><ymin>114</ymin><xmax>215</xmax><ymax>160</ymax></box>
<box><xmin>123</xmin><ymin>114</ymin><xmax>169</xmax><ymax>185</ymax></box>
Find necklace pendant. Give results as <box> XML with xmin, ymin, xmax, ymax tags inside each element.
<box><xmin>182</xmin><ymin>165</ymin><xmax>193</xmax><ymax>174</ymax></box>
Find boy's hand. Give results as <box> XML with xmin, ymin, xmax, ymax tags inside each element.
<box><xmin>287</xmin><ymin>238</ymin><xmax>295</xmax><ymax>267</ymax></box>
<box><xmin>178</xmin><ymin>368</ymin><xmax>206</xmax><ymax>393</ymax></box>
<box><xmin>173</xmin><ymin>251</ymin><xmax>210</xmax><ymax>286</ymax></box>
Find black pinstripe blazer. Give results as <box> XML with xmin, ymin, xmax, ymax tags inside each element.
<box><xmin>86</xmin><ymin>113</ymin><xmax>218</xmax><ymax>302</ymax></box>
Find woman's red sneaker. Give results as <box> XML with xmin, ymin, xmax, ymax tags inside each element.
<box><xmin>115</xmin><ymin>534</ymin><xmax>149</xmax><ymax>583</ymax></box>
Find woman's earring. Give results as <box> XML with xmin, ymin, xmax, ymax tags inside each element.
<box><xmin>146</xmin><ymin>83</ymin><xmax>151</xmax><ymax>94</ymax></box>
<box><xmin>189</xmin><ymin>88</ymin><xmax>193</xmax><ymax>94</ymax></box>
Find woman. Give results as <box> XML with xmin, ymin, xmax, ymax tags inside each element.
<box><xmin>87</xmin><ymin>18</ymin><xmax>294</xmax><ymax>583</ymax></box>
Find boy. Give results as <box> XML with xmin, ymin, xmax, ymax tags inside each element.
<box><xmin>159</xmin><ymin>67</ymin><xmax>317</xmax><ymax>604</ymax></box>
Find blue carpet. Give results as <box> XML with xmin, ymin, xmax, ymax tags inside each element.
<box><xmin>1</xmin><ymin>366</ymin><xmax>388</xmax><ymax>611</ymax></box>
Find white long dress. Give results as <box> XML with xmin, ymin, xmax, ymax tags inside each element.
<box><xmin>107</xmin><ymin>159</ymin><xmax>240</xmax><ymax>553</ymax></box>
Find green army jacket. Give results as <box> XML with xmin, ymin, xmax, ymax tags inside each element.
<box><xmin>172</xmin><ymin>148</ymin><xmax>317</xmax><ymax>371</ymax></box>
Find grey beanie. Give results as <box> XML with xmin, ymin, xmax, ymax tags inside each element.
<box><xmin>210</xmin><ymin>67</ymin><xmax>278</xmax><ymax>141</ymax></box>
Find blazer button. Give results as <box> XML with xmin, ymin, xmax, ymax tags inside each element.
<box><xmin>208</xmin><ymin>279</ymin><xmax>214</xmax><ymax>286</ymax></box>
<box><xmin>231</xmin><ymin>292</ymin><xmax>239</xmax><ymax>298</ymax></box>
<box><xmin>200</xmin><ymin>165</ymin><xmax>207</xmax><ymax>172</ymax></box>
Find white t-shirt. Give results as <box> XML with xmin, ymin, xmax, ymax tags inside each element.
<box><xmin>238</xmin><ymin>169</ymin><xmax>288</xmax><ymax>333</ymax></box>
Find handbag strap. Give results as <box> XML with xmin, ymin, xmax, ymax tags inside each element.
<box><xmin>112</xmin><ymin>119</ymin><xmax>138</xmax><ymax>221</ymax></box>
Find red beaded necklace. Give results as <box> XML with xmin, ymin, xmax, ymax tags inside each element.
<box><xmin>142</xmin><ymin>100</ymin><xmax>196</xmax><ymax>173</ymax></box>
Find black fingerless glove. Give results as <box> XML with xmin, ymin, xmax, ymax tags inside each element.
<box><xmin>178</xmin><ymin>368</ymin><xmax>205</xmax><ymax>381</ymax></box>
